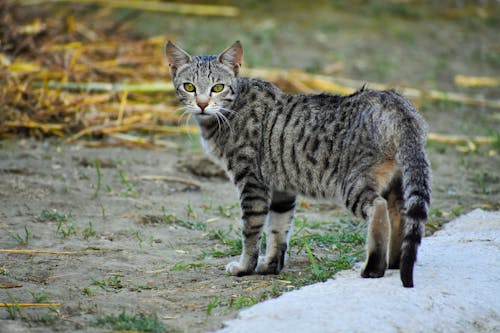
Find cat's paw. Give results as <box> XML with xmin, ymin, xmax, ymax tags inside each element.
<box><xmin>256</xmin><ymin>256</ymin><xmax>284</xmax><ymax>275</ymax></box>
<box><xmin>360</xmin><ymin>250</ymin><xmax>387</xmax><ymax>278</ymax></box>
<box><xmin>226</xmin><ymin>261</ymin><xmax>254</xmax><ymax>277</ymax></box>
<box><xmin>360</xmin><ymin>260</ymin><xmax>386</xmax><ymax>278</ymax></box>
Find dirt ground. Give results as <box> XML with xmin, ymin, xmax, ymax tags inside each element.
<box><xmin>1</xmin><ymin>1</ymin><xmax>499</xmax><ymax>333</ymax></box>
<box><xmin>1</xmin><ymin>131</ymin><xmax>498</xmax><ymax>332</ymax></box>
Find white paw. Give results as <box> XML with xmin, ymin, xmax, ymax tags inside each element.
<box><xmin>255</xmin><ymin>256</ymin><xmax>270</xmax><ymax>274</ymax></box>
<box><xmin>226</xmin><ymin>261</ymin><xmax>252</xmax><ymax>276</ymax></box>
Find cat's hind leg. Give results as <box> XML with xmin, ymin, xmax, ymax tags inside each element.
<box><xmin>360</xmin><ymin>196</ymin><xmax>390</xmax><ymax>278</ymax></box>
<box><xmin>256</xmin><ymin>191</ymin><xmax>296</xmax><ymax>275</ymax></box>
<box><xmin>383</xmin><ymin>174</ymin><xmax>405</xmax><ymax>269</ymax></box>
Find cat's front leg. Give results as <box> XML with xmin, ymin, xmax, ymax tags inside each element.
<box><xmin>256</xmin><ymin>191</ymin><xmax>296</xmax><ymax>275</ymax></box>
<box><xmin>226</xmin><ymin>179</ymin><xmax>270</xmax><ymax>276</ymax></box>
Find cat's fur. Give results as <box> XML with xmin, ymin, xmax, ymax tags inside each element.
<box><xmin>165</xmin><ymin>41</ymin><xmax>431</xmax><ymax>287</ymax></box>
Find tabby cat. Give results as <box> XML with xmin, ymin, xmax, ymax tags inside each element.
<box><xmin>165</xmin><ymin>41</ymin><xmax>431</xmax><ymax>288</ymax></box>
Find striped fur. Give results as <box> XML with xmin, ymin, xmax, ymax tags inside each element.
<box><xmin>166</xmin><ymin>41</ymin><xmax>431</xmax><ymax>287</ymax></box>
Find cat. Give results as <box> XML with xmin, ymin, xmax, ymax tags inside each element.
<box><xmin>165</xmin><ymin>41</ymin><xmax>431</xmax><ymax>288</ymax></box>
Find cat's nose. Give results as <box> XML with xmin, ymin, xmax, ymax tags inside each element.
<box><xmin>197</xmin><ymin>102</ymin><xmax>208</xmax><ymax>111</ymax></box>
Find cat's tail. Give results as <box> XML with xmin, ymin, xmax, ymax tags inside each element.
<box><xmin>395</xmin><ymin>112</ymin><xmax>431</xmax><ymax>288</ymax></box>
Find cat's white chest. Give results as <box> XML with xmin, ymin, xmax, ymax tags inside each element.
<box><xmin>200</xmin><ymin>137</ymin><xmax>212</xmax><ymax>155</ymax></box>
<box><xmin>200</xmin><ymin>137</ymin><xmax>232</xmax><ymax>179</ymax></box>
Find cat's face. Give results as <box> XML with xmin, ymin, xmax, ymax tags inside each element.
<box><xmin>165</xmin><ymin>41</ymin><xmax>243</xmax><ymax>117</ymax></box>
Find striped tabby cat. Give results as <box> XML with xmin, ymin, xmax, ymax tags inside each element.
<box><xmin>165</xmin><ymin>41</ymin><xmax>431</xmax><ymax>287</ymax></box>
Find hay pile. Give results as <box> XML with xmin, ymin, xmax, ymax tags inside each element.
<box><xmin>1</xmin><ymin>2</ymin><xmax>497</xmax><ymax>149</ymax></box>
<box><xmin>0</xmin><ymin>2</ymin><xmax>194</xmax><ymax>146</ymax></box>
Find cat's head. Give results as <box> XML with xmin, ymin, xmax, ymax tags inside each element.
<box><xmin>165</xmin><ymin>41</ymin><xmax>243</xmax><ymax>117</ymax></box>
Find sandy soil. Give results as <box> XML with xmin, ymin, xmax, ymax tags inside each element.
<box><xmin>0</xmin><ymin>132</ymin><xmax>498</xmax><ymax>332</ymax></box>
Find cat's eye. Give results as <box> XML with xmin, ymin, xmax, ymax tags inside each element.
<box><xmin>211</xmin><ymin>84</ymin><xmax>225</xmax><ymax>93</ymax></box>
<box><xmin>183</xmin><ymin>83</ymin><xmax>196</xmax><ymax>93</ymax></box>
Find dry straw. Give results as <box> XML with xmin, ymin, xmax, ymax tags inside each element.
<box><xmin>1</xmin><ymin>1</ymin><xmax>498</xmax><ymax>147</ymax></box>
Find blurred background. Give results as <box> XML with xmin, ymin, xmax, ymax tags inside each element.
<box><xmin>1</xmin><ymin>0</ymin><xmax>499</xmax><ymax>139</ymax></box>
<box><xmin>0</xmin><ymin>2</ymin><xmax>499</xmax><ymax>332</ymax></box>
<box><xmin>1</xmin><ymin>0</ymin><xmax>499</xmax><ymax>207</ymax></box>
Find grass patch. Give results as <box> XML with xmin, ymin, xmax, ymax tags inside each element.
<box><xmin>56</xmin><ymin>219</ymin><xmax>77</xmax><ymax>238</ymax></box>
<box><xmin>175</xmin><ymin>219</ymin><xmax>206</xmax><ymax>231</ymax></box>
<box><xmin>201</xmin><ymin>202</ymin><xmax>239</xmax><ymax>218</ymax></box>
<box><xmin>491</xmin><ymin>132</ymin><xmax>500</xmax><ymax>152</ymax></box>
<box><xmin>91</xmin><ymin>275</ymin><xmax>124</xmax><ymax>292</ymax></box>
<box><xmin>228</xmin><ymin>295</ymin><xmax>259</xmax><ymax>310</ymax></box>
<box><xmin>185</xmin><ymin>203</ymin><xmax>197</xmax><ymax>219</ymax></box>
<box><xmin>204</xmin><ymin>227</ymin><xmax>242</xmax><ymax>258</ymax></box>
<box><xmin>119</xmin><ymin>170</ymin><xmax>138</xmax><ymax>198</ymax></box>
<box><xmin>425</xmin><ymin>206</ymin><xmax>465</xmax><ymax>233</ymax></box>
<box><xmin>206</xmin><ymin>296</ymin><xmax>220</xmax><ymax>315</ymax></box>
<box><xmin>8</xmin><ymin>225</ymin><xmax>32</xmax><ymax>246</ymax></box>
<box><xmin>83</xmin><ymin>222</ymin><xmax>97</xmax><ymax>239</ymax></box>
<box><xmin>38</xmin><ymin>209</ymin><xmax>78</xmax><ymax>238</ymax></box>
<box><xmin>95</xmin><ymin>311</ymin><xmax>165</xmax><ymax>333</ymax></box>
<box><xmin>170</xmin><ymin>261</ymin><xmax>206</xmax><ymax>271</ymax></box>
<box><xmin>216</xmin><ymin>204</ymin><xmax>239</xmax><ymax>218</ymax></box>
<box><xmin>163</xmin><ymin>206</ymin><xmax>206</xmax><ymax>230</ymax></box>
<box><xmin>39</xmin><ymin>209</ymin><xmax>72</xmax><ymax>223</ymax></box>
<box><xmin>31</xmin><ymin>292</ymin><xmax>50</xmax><ymax>303</ymax></box>
<box><xmin>286</xmin><ymin>215</ymin><xmax>366</xmax><ymax>286</ymax></box>
<box><xmin>139</xmin><ymin>208</ymin><xmax>207</xmax><ymax>231</ymax></box>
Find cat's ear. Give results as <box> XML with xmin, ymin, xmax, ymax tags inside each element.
<box><xmin>217</xmin><ymin>41</ymin><xmax>243</xmax><ymax>76</ymax></box>
<box><xmin>165</xmin><ymin>41</ymin><xmax>192</xmax><ymax>78</ymax></box>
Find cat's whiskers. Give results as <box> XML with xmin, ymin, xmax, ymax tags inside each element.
<box><xmin>177</xmin><ymin>108</ymin><xmax>193</xmax><ymax>127</ymax></box>
<box><xmin>215</xmin><ymin>109</ymin><xmax>233</xmax><ymax>135</ymax></box>
<box><xmin>176</xmin><ymin>106</ymin><xmax>200</xmax><ymax>141</ymax></box>
<box><xmin>220</xmin><ymin>107</ymin><xmax>240</xmax><ymax>120</ymax></box>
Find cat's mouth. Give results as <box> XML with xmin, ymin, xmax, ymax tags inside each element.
<box><xmin>196</xmin><ymin>110</ymin><xmax>211</xmax><ymax>117</ymax></box>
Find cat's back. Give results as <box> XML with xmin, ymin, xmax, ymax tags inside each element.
<box><xmin>236</xmin><ymin>77</ymin><xmax>283</xmax><ymax>103</ymax></box>
<box><xmin>298</xmin><ymin>88</ymin><xmax>420</xmax><ymax>120</ymax></box>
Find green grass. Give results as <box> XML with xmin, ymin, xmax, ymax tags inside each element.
<box><xmin>83</xmin><ymin>287</ymin><xmax>94</xmax><ymax>296</ymax></box>
<box><xmin>472</xmin><ymin>172</ymin><xmax>498</xmax><ymax>195</ymax></box>
<box><xmin>39</xmin><ymin>209</ymin><xmax>78</xmax><ymax>238</ymax></box>
<box><xmin>94</xmin><ymin>311</ymin><xmax>165</xmax><ymax>333</ymax></box>
<box><xmin>83</xmin><ymin>222</ymin><xmax>97</xmax><ymax>239</ymax></box>
<box><xmin>204</xmin><ymin>227</ymin><xmax>242</xmax><ymax>258</ymax></box>
<box><xmin>185</xmin><ymin>203</ymin><xmax>197</xmax><ymax>219</ymax></box>
<box><xmin>31</xmin><ymin>292</ymin><xmax>50</xmax><ymax>303</ymax></box>
<box><xmin>39</xmin><ymin>209</ymin><xmax>72</xmax><ymax>223</ymax></box>
<box><xmin>160</xmin><ymin>206</ymin><xmax>206</xmax><ymax>230</ymax></box>
<box><xmin>285</xmin><ymin>215</ymin><xmax>366</xmax><ymax>286</ymax></box>
<box><xmin>119</xmin><ymin>170</ymin><xmax>138</xmax><ymax>198</ymax></box>
<box><xmin>426</xmin><ymin>140</ymin><xmax>448</xmax><ymax>154</ymax></box>
<box><xmin>216</xmin><ymin>204</ymin><xmax>239</xmax><ymax>218</ymax></box>
<box><xmin>56</xmin><ymin>219</ymin><xmax>77</xmax><ymax>238</ymax></box>
<box><xmin>201</xmin><ymin>214</ymin><xmax>366</xmax><ymax>288</ymax></box>
<box><xmin>170</xmin><ymin>261</ymin><xmax>206</xmax><ymax>271</ymax></box>
<box><xmin>175</xmin><ymin>219</ymin><xmax>206</xmax><ymax>230</ymax></box>
<box><xmin>8</xmin><ymin>225</ymin><xmax>32</xmax><ymax>246</ymax></box>
<box><xmin>206</xmin><ymin>296</ymin><xmax>220</xmax><ymax>315</ymax></box>
<box><xmin>201</xmin><ymin>201</ymin><xmax>239</xmax><ymax>218</ymax></box>
<box><xmin>228</xmin><ymin>295</ymin><xmax>259</xmax><ymax>310</ymax></box>
<box><xmin>3</xmin><ymin>292</ymin><xmax>25</xmax><ymax>320</ymax></box>
<box><xmin>91</xmin><ymin>275</ymin><xmax>124</xmax><ymax>292</ymax></box>
<box><xmin>425</xmin><ymin>206</ymin><xmax>465</xmax><ymax>233</ymax></box>
<box><xmin>492</xmin><ymin>132</ymin><xmax>500</xmax><ymax>152</ymax></box>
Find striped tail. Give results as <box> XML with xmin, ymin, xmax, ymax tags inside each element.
<box><xmin>396</xmin><ymin>116</ymin><xmax>431</xmax><ymax>288</ymax></box>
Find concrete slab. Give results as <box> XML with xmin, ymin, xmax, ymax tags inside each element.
<box><xmin>217</xmin><ymin>209</ymin><xmax>500</xmax><ymax>333</ymax></box>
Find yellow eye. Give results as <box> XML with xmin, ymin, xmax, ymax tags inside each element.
<box><xmin>183</xmin><ymin>83</ymin><xmax>195</xmax><ymax>92</ymax></box>
<box><xmin>211</xmin><ymin>84</ymin><xmax>224</xmax><ymax>93</ymax></box>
